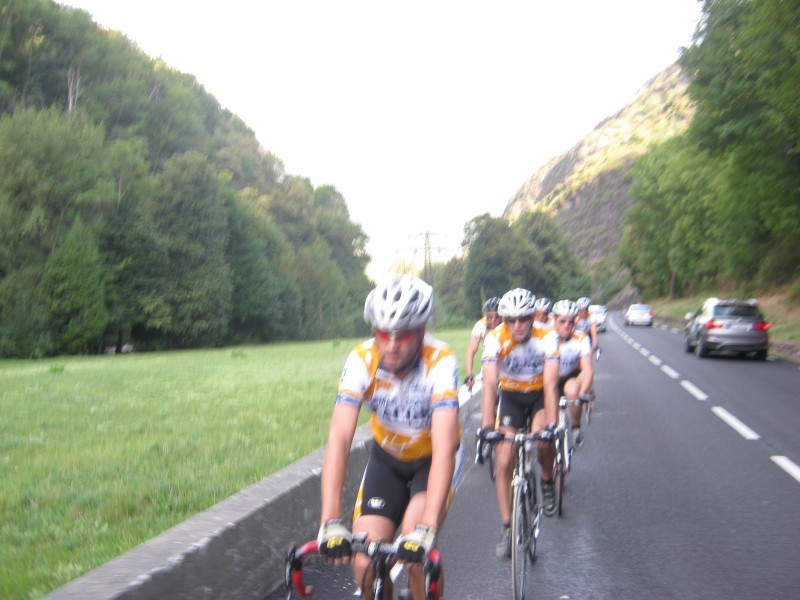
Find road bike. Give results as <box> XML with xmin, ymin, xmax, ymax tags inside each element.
<box><xmin>479</xmin><ymin>428</ymin><xmax>553</xmax><ymax>600</ymax></box>
<box><xmin>285</xmin><ymin>533</ymin><xmax>442</xmax><ymax>599</ymax></box>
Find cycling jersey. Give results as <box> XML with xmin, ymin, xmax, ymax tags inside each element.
<box><xmin>336</xmin><ymin>335</ymin><xmax>459</xmax><ymax>462</ymax></box>
<box><xmin>553</xmin><ymin>330</ymin><xmax>591</xmax><ymax>378</ymax></box>
<box><xmin>481</xmin><ymin>323</ymin><xmax>560</xmax><ymax>392</ymax></box>
<box><xmin>574</xmin><ymin>317</ymin><xmax>592</xmax><ymax>335</ymax></box>
<box><xmin>470</xmin><ymin>316</ymin><xmax>494</xmax><ymax>340</ymax></box>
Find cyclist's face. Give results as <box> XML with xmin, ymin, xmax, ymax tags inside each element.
<box><xmin>373</xmin><ymin>328</ymin><xmax>424</xmax><ymax>374</ymax></box>
<box><xmin>485</xmin><ymin>311</ymin><xmax>501</xmax><ymax>330</ymax></box>
<box><xmin>504</xmin><ymin>316</ymin><xmax>532</xmax><ymax>343</ymax></box>
<box><xmin>555</xmin><ymin>315</ymin><xmax>575</xmax><ymax>339</ymax></box>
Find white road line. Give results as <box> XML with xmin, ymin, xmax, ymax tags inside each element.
<box><xmin>680</xmin><ymin>380</ymin><xmax>708</xmax><ymax>401</ymax></box>
<box><xmin>632</xmin><ymin>342</ymin><xmax>641</xmax><ymax>350</ymax></box>
<box><xmin>661</xmin><ymin>365</ymin><xmax>680</xmax><ymax>379</ymax></box>
<box><xmin>640</xmin><ymin>348</ymin><xmax>651</xmax><ymax>357</ymax></box>
<box><xmin>649</xmin><ymin>355</ymin><xmax>662</xmax><ymax>366</ymax></box>
<box><xmin>771</xmin><ymin>456</ymin><xmax>800</xmax><ymax>484</ymax></box>
<box><xmin>711</xmin><ymin>406</ymin><xmax>760</xmax><ymax>440</ymax></box>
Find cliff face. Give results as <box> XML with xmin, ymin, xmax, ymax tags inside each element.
<box><xmin>504</xmin><ymin>65</ymin><xmax>694</xmax><ymax>277</ymax></box>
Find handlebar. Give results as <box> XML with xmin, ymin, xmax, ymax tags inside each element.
<box><xmin>285</xmin><ymin>534</ymin><xmax>442</xmax><ymax>598</ymax></box>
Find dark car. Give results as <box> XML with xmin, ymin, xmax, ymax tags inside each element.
<box><xmin>684</xmin><ymin>298</ymin><xmax>770</xmax><ymax>360</ymax></box>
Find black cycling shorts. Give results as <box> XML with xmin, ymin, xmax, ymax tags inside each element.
<box><xmin>354</xmin><ymin>443</ymin><xmax>431</xmax><ymax>527</ymax></box>
<box><xmin>497</xmin><ymin>389</ymin><xmax>544</xmax><ymax>430</ymax></box>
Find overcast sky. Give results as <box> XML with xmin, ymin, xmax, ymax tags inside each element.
<box><xmin>59</xmin><ymin>1</ymin><xmax>702</xmax><ymax>279</ymax></box>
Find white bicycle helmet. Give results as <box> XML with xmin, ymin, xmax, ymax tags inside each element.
<box><xmin>364</xmin><ymin>276</ymin><xmax>434</xmax><ymax>331</ymax></box>
<box><xmin>552</xmin><ymin>299</ymin><xmax>579</xmax><ymax>317</ymax></box>
<box><xmin>534</xmin><ymin>297</ymin><xmax>552</xmax><ymax>312</ymax></box>
<box><xmin>576</xmin><ymin>297</ymin><xmax>591</xmax><ymax>311</ymax></box>
<box><xmin>498</xmin><ymin>288</ymin><xmax>536</xmax><ymax>318</ymax></box>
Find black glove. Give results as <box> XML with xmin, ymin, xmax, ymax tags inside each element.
<box><xmin>317</xmin><ymin>519</ymin><xmax>352</xmax><ymax>560</ymax></box>
<box><xmin>397</xmin><ymin>524</ymin><xmax>435</xmax><ymax>563</ymax></box>
<box><xmin>579</xmin><ymin>391</ymin><xmax>595</xmax><ymax>403</ymax></box>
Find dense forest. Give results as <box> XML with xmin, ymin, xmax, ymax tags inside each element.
<box><xmin>0</xmin><ymin>0</ymin><xmax>377</xmax><ymax>357</ymax></box>
<box><xmin>620</xmin><ymin>0</ymin><xmax>800</xmax><ymax>298</ymax></box>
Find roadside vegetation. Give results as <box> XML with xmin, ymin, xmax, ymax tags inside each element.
<box><xmin>0</xmin><ymin>328</ymin><xmax>471</xmax><ymax>599</ymax></box>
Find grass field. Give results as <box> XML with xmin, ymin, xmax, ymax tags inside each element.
<box><xmin>0</xmin><ymin>329</ymin><xmax>472</xmax><ymax>599</ymax></box>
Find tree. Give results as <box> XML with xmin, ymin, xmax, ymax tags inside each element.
<box><xmin>148</xmin><ymin>152</ymin><xmax>233</xmax><ymax>347</ymax></box>
<box><xmin>41</xmin><ymin>217</ymin><xmax>108</xmax><ymax>354</ymax></box>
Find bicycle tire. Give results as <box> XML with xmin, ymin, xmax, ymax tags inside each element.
<box><xmin>554</xmin><ymin>447</ymin><xmax>566</xmax><ymax>517</ymax></box>
<box><xmin>488</xmin><ymin>445</ymin><xmax>496</xmax><ymax>481</ymax></box>
<box><xmin>511</xmin><ymin>482</ymin><xmax>533</xmax><ymax>600</ymax></box>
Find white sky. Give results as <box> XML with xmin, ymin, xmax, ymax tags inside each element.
<box><xmin>59</xmin><ymin>1</ymin><xmax>702</xmax><ymax>280</ymax></box>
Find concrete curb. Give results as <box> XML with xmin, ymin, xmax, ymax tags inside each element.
<box><xmin>45</xmin><ymin>387</ymin><xmax>481</xmax><ymax>599</ymax></box>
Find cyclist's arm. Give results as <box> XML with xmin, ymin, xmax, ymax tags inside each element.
<box><xmin>543</xmin><ymin>359</ymin><xmax>560</xmax><ymax>425</ymax></box>
<box><xmin>465</xmin><ymin>336</ymin><xmax>481</xmax><ymax>381</ymax></box>
<box><xmin>320</xmin><ymin>402</ymin><xmax>360</xmax><ymax>523</ymax></box>
<box><xmin>481</xmin><ymin>361</ymin><xmax>499</xmax><ymax>429</ymax></box>
<box><xmin>423</xmin><ymin>406</ymin><xmax>459</xmax><ymax>529</ymax></box>
<box><xmin>578</xmin><ymin>354</ymin><xmax>594</xmax><ymax>396</ymax></box>
<box><xmin>589</xmin><ymin>322</ymin><xmax>599</xmax><ymax>349</ymax></box>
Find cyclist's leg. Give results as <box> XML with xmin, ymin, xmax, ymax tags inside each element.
<box><xmin>563</xmin><ymin>376</ymin><xmax>582</xmax><ymax>428</ymax></box>
<box><xmin>532</xmin><ymin>405</ymin><xmax>554</xmax><ymax>480</ymax></box>
<box><xmin>352</xmin><ymin>446</ymin><xmax>411</xmax><ymax>598</ymax></box>
<box><xmin>495</xmin><ymin>391</ymin><xmax>527</xmax><ymax>526</ymax></box>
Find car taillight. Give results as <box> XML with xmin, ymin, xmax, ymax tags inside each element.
<box><xmin>704</xmin><ymin>320</ymin><xmax>723</xmax><ymax>329</ymax></box>
<box><xmin>753</xmin><ymin>322</ymin><xmax>771</xmax><ymax>331</ymax></box>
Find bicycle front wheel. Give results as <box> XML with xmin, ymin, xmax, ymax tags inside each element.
<box><xmin>511</xmin><ymin>483</ymin><xmax>534</xmax><ymax>600</ymax></box>
<box><xmin>554</xmin><ymin>448</ymin><xmax>566</xmax><ymax>517</ymax></box>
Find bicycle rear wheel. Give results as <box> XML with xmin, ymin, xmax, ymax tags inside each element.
<box><xmin>511</xmin><ymin>482</ymin><xmax>534</xmax><ymax>600</ymax></box>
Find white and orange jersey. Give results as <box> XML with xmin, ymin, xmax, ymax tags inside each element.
<box><xmin>552</xmin><ymin>330</ymin><xmax>591</xmax><ymax>378</ymax></box>
<box><xmin>336</xmin><ymin>335</ymin><xmax>459</xmax><ymax>462</ymax></box>
<box><xmin>470</xmin><ymin>316</ymin><xmax>496</xmax><ymax>341</ymax></box>
<box><xmin>482</xmin><ymin>323</ymin><xmax>560</xmax><ymax>392</ymax></box>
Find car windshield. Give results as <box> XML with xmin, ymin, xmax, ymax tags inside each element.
<box><xmin>630</xmin><ymin>305</ymin><xmax>650</xmax><ymax>311</ymax></box>
<box><xmin>589</xmin><ymin>305</ymin><xmax>606</xmax><ymax>314</ymax></box>
<box><xmin>713</xmin><ymin>305</ymin><xmax>762</xmax><ymax>319</ymax></box>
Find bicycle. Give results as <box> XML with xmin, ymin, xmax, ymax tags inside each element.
<box><xmin>284</xmin><ymin>533</ymin><xmax>442</xmax><ymax>599</ymax></box>
<box><xmin>553</xmin><ymin>395</ymin><xmax>591</xmax><ymax>516</ymax></box>
<box><xmin>478</xmin><ymin>427</ymin><xmax>553</xmax><ymax>600</ymax></box>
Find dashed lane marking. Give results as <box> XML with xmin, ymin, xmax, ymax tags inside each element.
<box><xmin>661</xmin><ymin>365</ymin><xmax>680</xmax><ymax>379</ymax></box>
<box><xmin>771</xmin><ymin>456</ymin><xmax>800</xmax><ymax>484</ymax></box>
<box><xmin>711</xmin><ymin>406</ymin><xmax>760</xmax><ymax>440</ymax></box>
<box><xmin>648</xmin><ymin>355</ymin><xmax>662</xmax><ymax>366</ymax></box>
<box><xmin>680</xmin><ymin>380</ymin><xmax>708</xmax><ymax>401</ymax></box>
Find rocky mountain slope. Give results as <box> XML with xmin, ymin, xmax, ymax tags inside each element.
<box><xmin>503</xmin><ymin>64</ymin><xmax>694</xmax><ymax>301</ymax></box>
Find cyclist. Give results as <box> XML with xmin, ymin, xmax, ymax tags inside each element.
<box><xmin>317</xmin><ymin>276</ymin><xmax>461</xmax><ymax>600</ymax></box>
<box><xmin>551</xmin><ymin>300</ymin><xmax>594</xmax><ymax>447</ymax></box>
<box><xmin>478</xmin><ymin>288</ymin><xmax>560</xmax><ymax>559</ymax></box>
<box><xmin>533</xmin><ymin>296</ymin><xmax>553</xmax><ymax>330</ymax></box>
<box><xmin>464</xmin><ymin>296</ymin><xmax>502</xmax><ymax>392</ymax></box>
<box><xmin>574</xmin><ymin>297</ymin><xmax>599</xmax><ymax>351</ymax></box>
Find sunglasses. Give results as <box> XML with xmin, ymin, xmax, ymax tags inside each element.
<box><xmin>373</xmin><ymin>329</ymin><xmax>419</xmax><ymax>344</ymax></box>
<box><xmin>504</xmin><ymin>317</ymin><xmax>532</xmax><ymax>325</ymax></box>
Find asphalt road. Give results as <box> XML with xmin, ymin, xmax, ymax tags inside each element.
<box><xmin>273</xmin><ymin>313</ymin><xmax>800</xmax><ymax>599</ymax></box>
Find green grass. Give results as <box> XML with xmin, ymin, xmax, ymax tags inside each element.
<box><xmin>0</xmin><ymin>328</ymin><xmax>471</xmax><ymax>599</ymax></box>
